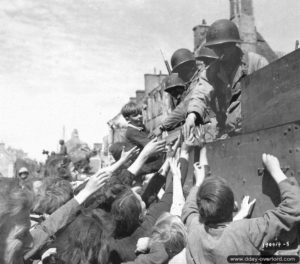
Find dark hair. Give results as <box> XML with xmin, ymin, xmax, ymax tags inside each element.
<box><xmin>121</xmin><ymin>102</ymin><xmax>141</xmax><ymax>119</ymax></box>
<box><xmin>56</xmin><ymin>209</ymin><xmax>114</xmax><ymax>264</ymax></box>
<box><xmin>111</xmin><ymin>188</ymin><xmax>141</xmax><ymax>238</ymax></box>
<box><xmin>196</xmin><ymin>177</ymin><xmax>234</xmax><ymax>225</ymax></box>
<box><xmin>33</xmin><ymin>177</ymin><xmax>73</xmax><ymax>214</ymax></box>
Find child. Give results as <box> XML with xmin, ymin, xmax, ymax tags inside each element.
<box><xmin>121</xmin><ymin>102</ymin><xmax>150</xmax><ymax>149</ymax></box>
<box><xmin>121</xmin><ymin>102</ymin><xmax>164</xmax><ymax>173</ymax></box>
<box><xmin>182</xmin><ymin>150</ymin><xmax>300</xmax><ymax>264</ymax></box>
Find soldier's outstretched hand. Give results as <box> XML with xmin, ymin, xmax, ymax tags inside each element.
<box><xmin>183</xmin><ymin>113</ymin><xmax>196</xmax><ymax>140</ymax></box>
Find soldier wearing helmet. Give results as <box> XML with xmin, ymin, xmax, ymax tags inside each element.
<box><xmin>194</xmin><ymin>46</ymin><xmax>218</xmax><ymax>71</ymax></box>
<box><xmin>184</xmin><ymin>19</ymin><xmax>268</xmax><ymax>139</ymax></box>
<box><xmin>151</xmin><ymin>49</ymin><xmax>211</xmax><ymax>137</ymax></box>
<box><xmin>164</xmin><ymin>73</ymin><xmax>186</xmax><ymax>107</ymax></box>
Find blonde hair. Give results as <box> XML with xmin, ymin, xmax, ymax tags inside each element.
<box><xmin>150</xmin><ymin>212</ymin><xmax>187</xmax><ymax>258</ymax></box>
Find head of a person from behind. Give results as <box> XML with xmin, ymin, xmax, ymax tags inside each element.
<box><xmin>0</xmin><ymin>178</ymin><xmax>33</xmax><ymax>264</ymax></box>
<box><xmin>111</xmin><ymin>187</ymin><xmax>146</xmax><ymax>238</ymax></box>
<box><xmin>55</xmin><ymin>208</ymin><xmax>114</xmax><ymax>264</ymax></box>
<box><xmin>59</xmin><ymin>139</ymin><xmax>65</xmax><ymax>146</ymax></box>
<box><xmin>171</xmin><ymin>48</ymin><xmax>198</xmax><ymax>83</ymax></box>
<box><xmin>205</xmin><ymin>19</ymin><xmax>241</xmax><ymax>63</ymax></box>
<box><xmin>197</xmin><ymin>176</ymin><xmax>234</xmax><ymax>225</ymax></box>
<box><xmin>121</xmin><ymin>102</ymin><xmax>143</xmax><ymax>127</ymax></box>
<box><xmin>18</xmin><ymin>167</ymin><xmax>29</xmax><ymax>180</ymax></box>
<box><xmin>32</xmin><ymin>177</ymin><xmax>73</xmax><ymax>215</ymax></box>
<box><xmin>150</xmin><ymin>212</ymin><xmax>187</xmax><ymax>259</ymax></box>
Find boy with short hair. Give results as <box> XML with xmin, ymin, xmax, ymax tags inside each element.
<box><xmin>121</xmin><ymin>102</ymin><xmax>150</xmax><ymax>149</ymax></box>
<box><xmin>182</xmin><ymin>150</ymin><xmax>300</xmax><ymax>264</ymax></box>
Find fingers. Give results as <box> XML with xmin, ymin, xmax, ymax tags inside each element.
<box><xmin>249</xmin><ymin>198</ymin><xmax>256</xmax><ymax>206</ymax></box>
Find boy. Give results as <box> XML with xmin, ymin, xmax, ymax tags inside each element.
<box><xmin>121</xmin><ymin>102</ymin><xmax>150</xmax><ymax>149</ymax></box>
<box><xmin>182</xmin><ymin>150</ymin><xmax>300</xmax><ymax>264</ymax></box>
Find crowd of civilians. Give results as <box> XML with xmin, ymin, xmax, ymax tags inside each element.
<box><xmin>1</xmin><ymin>102</ymin><xmax>300</xmax><ymax>264</ymax></box>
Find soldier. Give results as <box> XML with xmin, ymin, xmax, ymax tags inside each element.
<box><xmin>163</xmin><ymin>73</ymin><xmax>186</xmax><ymax>108</ymax></box>
<box><xmin>195</xmin><ymin>46</ymin><xmax>218</xmax><ymax>71</ymax></box>
<box><xmin>151</xmin><ymin>49</ymin><xmax>210</xmax><ymax>137</ymax></box>
<box><xmin>183</xmin><ymin>19</ymin><xmax>269</xmax><ymax>139</ymax></box>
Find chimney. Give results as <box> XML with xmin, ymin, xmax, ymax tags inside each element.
<box><xmin>136</xmin><ymin>90</ymin><xmax>145</xmax><ymax>105</ymax></box>
<box><xmin>129</xmin><ymin>97</ymin><xmax>137</xmax><ymax>104</ymax></box>
<box><xmin>230</xmin><ymin>0</ymin><xmax>257</xmax><ymax>53</ymax></box>
<box><xmin>192</xmin><ymin>19</ymin><xmax>209</xmax><ymax>51</ymax></box>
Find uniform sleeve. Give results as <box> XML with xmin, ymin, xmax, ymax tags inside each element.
<box><xmin>186</xmin><ymin>78</ymin><xmax>214</xmax><ymax>125</ymax></box>
<box><xmin>161</xmin><ymin>100</ymin><xmax>187</xmax><ymax>131</ymax></box>
<box><xmin>247</xmin><ymin>178</ymin><xmax>300</xmax><ymax>250</ymax></box>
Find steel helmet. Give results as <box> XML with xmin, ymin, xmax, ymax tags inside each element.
<box><xmin>59</xmin><ymin>139</ymin><xmax>65</xmax><ymax>145</ymax></box>
<box><xmin>163</xmin><ymin>73</ymin><xmax>185</xmax><ymax>93</ymax></box>
<box><xmin>205</xmin><ymin>19</ymin><xmax>242</xmax><ymax>47</ymax></box>
<box><xmin>171</xmin><ymin>49</ymin><xmax>196</xmax><ymax>73</ymax></box>
<box><xmin>18</xmin><ymin>167</ymin><xmax>29</xmax><ymax>174</ymax></box>
<box><xmin>195</xmin><ymin>46</ymin><xmax>218</xmax><ymax>60</ymax></box>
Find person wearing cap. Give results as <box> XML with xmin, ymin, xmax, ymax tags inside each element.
<box><xmin>184</xmin><ymin>19</ymin><xmax>268</xmax><ymax>138</ymax></box>
<box><xmin>151</xmin><ymin>49</ymin><xmax>211</xmax><ymax>137</ymax></box>
<box><xmin>18</xmin><ymin>167</ymin><xmax>29</xmax><ymax>180</ymax></box>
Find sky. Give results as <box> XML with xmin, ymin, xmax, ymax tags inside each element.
<box><xmin>0</xmin><ymin>0</ymin><xmax>299</xmax><ymax>161</ymax></box>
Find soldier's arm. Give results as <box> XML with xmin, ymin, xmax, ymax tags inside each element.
<box><xmin>160</xmin><ymin>100</ymin><xmax>188</xmax><ymax>131</ymax></box>
<box><xmin>186</xmin><ymin>79</ymin><xmax>214</xmax><ymax>125</ymax></box>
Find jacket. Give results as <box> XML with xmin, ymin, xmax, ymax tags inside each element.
<box><xmin>161</xmin><ymin>69</ymin><xmax>211</xmax><ymax>131</ymax></box>
<box><xmin>187</xmin><ymin>48</ymin><xmax>268</xmax><ymax>136</ymax></box>
<box><xmin>182</xmin><ymin>178</ymin><xmax>300</xmax><ymax>264</ymax></box>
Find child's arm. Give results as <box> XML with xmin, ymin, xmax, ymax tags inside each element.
<box><xmin>25</xmin><ymin>172</ymin><xmax>110</xmax><ymax>260</ymax></box>
<box><xmin>233</xmin><ymin>195</ymin><xmax>256</xmax><ymax>221</ymax></box>
<box><xmin>181</xmin><ymin>146</ymin><xmax>207</xmax><ymax>227</ymax></box>
<box><xmin>170</xmin><ymin>158</ymin><xmax>185</xmax><ymax>216</ymax></box>
<box><xmin>127</xmin><ymin>138</ymin><xmax>166</xmax><ymax>176</ymax></box>
<box><xmin>106</xmin><ymin>146</ymin><xmax>139</xmax><ymax>174</ymax></box>
<box><xmin>247</xmin><ymin>154</ymin><xmax>300</xmax><ymax>250</ymax></box>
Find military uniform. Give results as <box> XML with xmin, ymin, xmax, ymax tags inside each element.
<box><xmin>160</xmin><ymin>69</ymin><xmax>211</xmax><ymax>132</ymax></box>
<box><xmin>187</xmin><ymin>47</ymin><xmax>268</xmax><ymax>137</ymax></box>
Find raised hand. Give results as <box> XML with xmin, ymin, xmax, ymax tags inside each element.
<box><xmin>181</xmin><ymin>133</ymin><xmax>195</xmax><ymax>154</ymax></box>
<box><xmin>119</xmin><ymin>146</ymin><xmax>140</xmax><ymax>163</ymax></box>
<box><xmin>135</xmin><ymin>237</ymin><xmax>150</xmax><ymax>253</ymax></box>
<box><xmin>233</xmin><ymin>195</ymin><xmax>256</xmax><ymax>220</ymax></box>
<box><xmin>141</xmin><ymin>138</ymin><xmax>166</xmax><ymax>157</ymax></box>
<box><xmin>194</xmin><ymin>162</ymin><xmax>205</xmax><ymax>187</ymax></box>
<box><xmin>262</xmin><ymin>153</ymin><xmax>286</xmax><ymax>184</ymax></box>
<box><xmin>84</xmin><ymin>171</ymin><xmax>110</xmax><ymax>196</ymax></box>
